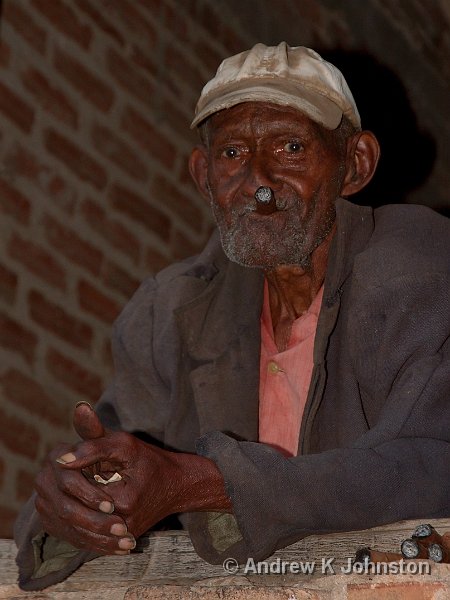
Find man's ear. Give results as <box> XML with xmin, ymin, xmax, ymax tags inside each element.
<box><xmin>340</xmin><ymin>131</ymin><xmax>380</xmax><ymax>197</ymax></box>
<box><xmin>189</xmin><ymin>145</ymin><xmax>210</xmax><ymax>202</ymax></box>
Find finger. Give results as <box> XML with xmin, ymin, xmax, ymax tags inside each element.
<box><xmin>73</xmin><ymin>402</ymin><xmax>106</xmax><ymax>440</ymax></box>
<box><xmin>36</xmin><ymin>464</ymin><xmax>117</xmax><ymax>515</ymax></box>
<box><xmin>35</xmin><ymin>495</ymin><xmax>135</xmax><ymax>555</ymax></box>
<box><xmin>55</xmin><ymin>434</ymin><xmax>133</xmax><ymax>471</ymax></box>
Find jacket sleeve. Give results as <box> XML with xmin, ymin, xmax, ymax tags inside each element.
<box><xmin>189</xmin><ymin>272</ymin><xmax>450</xmax><ymax>564</ymax></box>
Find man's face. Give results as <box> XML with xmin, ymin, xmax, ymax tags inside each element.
<box><xmin>202</xmin><ymin>102</ymin><xmax>348</xmax><ymax>269</ymax></box>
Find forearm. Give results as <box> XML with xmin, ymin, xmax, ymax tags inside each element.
<box><xmin>195</xmin><ymin>431</ymin><xmax>450</xmax><ymax>561</ymax></box>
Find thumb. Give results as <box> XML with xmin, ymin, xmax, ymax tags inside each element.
<box><xmin>73</xmin><ymin>401</ymin><xmax>106</xmax><ymax>440</ymax></box>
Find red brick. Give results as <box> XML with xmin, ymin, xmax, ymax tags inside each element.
<box><xmin>91</xmin><ymin>123</ymin><xmax>148</xmax><ymax>181</ymax></box>
<box><xmin>162</xmin><ymin>2</ymin><xmax>188</xmax><ymax>42</ymax></box>
<box><xmin>44</xmin><ymin>213</ymin><xmax>103</xmax><ymax>276</ymax></box>
<box><xmin>0</xmin><ymin>262</ymin><xmax>18</xmax><ymax>305</ymax></box>
<box><xmin>129</xmin><ymin>44</ymin><xmax>157</xmax><ymax>78</ymax></box>
<box><xmin>291</xmin><ymin>0</ymin><xmax>323</xmax><ymax>22</ymax></box>
<box><xmin>45</xmin><ymin>129</ymin><xmax>107</xmax><ymax>190</ymax></box>
<box><xmin>195</xmin><ymin>40</ymin><xmax>224</xmax><ymax>75</ymax></box>
<box><xmin>0</xmin><ymin>80</ymin><xmax>35</xmax><ymax>133</ymax></box>
<box><xmin>106</xmin><ymin>47</ymin><xmax>154</xmax><ymax>107</ymax></box>
<box><xmin>152</xmin><ymin>175</ymin><xmax>204</xmax><ymax>233</ymax></box>
<box><xmin>171</xmin><ymin>229</ymin><xmax>203</xmax><ymax>261</ymax></box>
<box><xmin>0</xmin><ymin>311</ymin><xmax>37</xmax><ymax>364</ymax></box>
<box><xmin>347</xmin><ymin>582</ymin><xmax>447</xmax><ymax>600</ymax></box>
<box><xmin>165</xmin><ymin>46</ymin><xmax>205</xmax><ymax>97</ymax></box>
<box><xmin>146</xmin><ymin>246</ymin><xmax>170</xmax><ymax>274</ymax></box>
<box><xmin>109</xmin><ymin>183</ymin><xmax>171</xmax><ymax>242</ymax></box>
<box><xmin>0</xmin><ymin>405</ymin><xmax>40</xmax><ymax>459</ymax></box>
<box><xmin>5</xmin><ymin>144</ymin><xmax>77</xmax><ymax>215</ymax></box>
<box><xmin>16</xmin><ymin>468</ymin><xmax>37</xmax><ymax>503</ymax></box>
<box><xmin>101</xmin><ymin>260</ymin><xmax>140</xmax><ymax>300</ymax></box>
<box><xmin>197</xmin><ymin>4</ymin><xmax>222</xmax><ymax>42</ymax></box>
<box><xmin>0</xmin><ymin>40</ymin><xmax>10</xmax><ymax>68</ymax></box>
<box><xmin>0</xmin><ymin>368</ymin><xmax>69</xmax><ymax>429</ymax></box>
<box><xmin>22</xmin><ymin>67</ymin><xmax>78</xmax><ymax>129</ymax></box>
<box><xmin>136</xmin><ymin>0</ymin><xmax>162</xmax><ymax>15</ymax></box>
<box><xmin>81</xmin><ymin>198</ymin><xmax>140</xmax><ymax>265</ymax></box>
<box><xmin>5</xmin><ymin>143</ymin><xmax>41</xmax><ymax>181</ymax></box>
<box><xmin>222</xmin><ymin>26</ymin><xmax>247</xmax><ymax>55</ymax></box>
<box><xmin>78</xmin><ymin>279</ymin><xmax>122</xmax><ymax>325</ymax></box>
<box><xmin>8</xmin><ymin>232</ymin><xmax>66</xmax><ymax>290</ymax></box>
<box><xmin>46</xmin><ymin>175</ymin><xmax>77</xmax><ymax>214</ymax></box>
<box><xmin>29</xmin><ymin>290</ymin><xmax>93</xmax><ymax>350</ymax></box>
<box><xmin>121</xmin><ymin>106</ymin><xmax>176</xmax><ymax>169</ymax></box>
<box><xmin>3</xmin><ymin>1</ymin><xmax>47</xmax><ymax>54</ymax></box>
<box><xmin>101</xmin><ymin>0</ymin><xmax>156</xmax><ymax>45</ymax></box>
<box><xmin>161</xmin><ymin>98</ymin><xmax>193</xmax><ymax>138</ymax></box>
<box><xmin>179</xmin><ymin>156</ymin><xmax>196</xmax><ymax>187</ymax></box>
<box><xmin>46</xmin><ymin>347</ymin><xmax>103</xmax><ymax>402</ymax></box>
<box><xmin>32</xmin><ymin>0</ymin><xmax>92</xmax><ymax>50</ymax></box>
<box><xmin>102</xmin><ymin>337</ymin><xmax>113</xmax><ymax>372</ymax></box>
<box><xmin>54</xmin><ymin>47</ymin><xmax>114</xmax><ymax>112</ymax></box>
<box><xmin>0</xmin><ymin>178</ymin><xmax>31</xmax><ymax>224</ymax></box>
<box><xmin>74</xmin><ymin>0</ymin><xmax>125</xmax><ymax>46</ymax></box>
<box><xmin>0</xmin><ymin>505</ymin><xmax>18</xmax><ymax>539</ymax></box>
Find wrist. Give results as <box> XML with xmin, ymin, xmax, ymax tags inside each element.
<box><xmin>168</xmin><ymin>452</ymin><xmax>232</xmax><ymax>514</ymax></box>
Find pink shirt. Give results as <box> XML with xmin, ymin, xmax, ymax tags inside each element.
<box><xmin>259</xmin><ymin>281</ymin><xmax>324</xmax><ymax>457</ymax></box>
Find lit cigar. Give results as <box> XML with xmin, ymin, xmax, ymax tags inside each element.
<box><xmin>401</xmin><ymin>538</ymin><xmax>428</xmax><ymax>559</ymax></box>
<box><xmin>428</xmin><ymin>543</ymin><xmax>450</xmax><ymax>563</ymax></box>
<box><xmin>413</xmin><ymin>524</ymin><xmax>443</xmax><ymax>545</ymax></box>
<box><xmin>254</xmin><ymin>186</ymin><xmax>276</xmax><ymax>215</ymax></box>
<box><xmin>354</xmin><ymin>547</ymin><xmax>405</xmax><ymax>564</ymax></box>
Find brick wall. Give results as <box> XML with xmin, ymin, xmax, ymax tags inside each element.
<box><xmin>0</xmin><ymin>0</ymin><xmax>255</xmax><ymax>537</ymax></box>
<box><xmin>0</xmin><ymin>0</ymin><xmax>448</xmax><ymax>538</ymax></box>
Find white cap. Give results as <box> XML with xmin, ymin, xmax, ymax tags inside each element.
<box><xmin>191</xmin><ymin>42</ymin><xmax>361</xmax><ymax>130</ymax></box>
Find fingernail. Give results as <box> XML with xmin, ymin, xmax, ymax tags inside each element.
<box><xmin>56</xmin><ymin>452</ymin><xmax>76</xmax><ymax>464</ymax></box>
<box><xmin>114</xmin><ymin>550</ymin><xmax>130</xmax><ymax>555</ymax></box>
<box><xmin>110</xmin><ymin>523</ymin><xmax>127</xmax><ymax>536</ymax></box>
<box><xmin>75</xmin><ymin>401</ymin><xmax>93</xmax><ymax>410</ymax></box>
<box><xmin>119</xmin><ymin>536</ymin><xmax>136</xmax><ymax>550</ymax></box>
<box><xmin>99</xmin><ymin>501</ymin><xmax>114</xmax><ymax>514</ymax></box>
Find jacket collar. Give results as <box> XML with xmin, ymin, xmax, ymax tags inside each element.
<box><xmin>176</xmin><ymin>198</ymin><xmax>374</xmax><ymax>361</ymax></box>
<box><xmin>323</xmin><ymin>198</ymin><xmax>374</xmax><ymax>304</ymax></box>
<box><xmin>175</xmin><ymin>237</ymin><xmax>264</xmax><ymax>362</ymax></box>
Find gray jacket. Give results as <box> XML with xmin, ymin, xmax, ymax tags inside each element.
<box><xmin>15</xmin><ymin>199</ymin><xmax>450</xmax><ymax>589</ymax></box>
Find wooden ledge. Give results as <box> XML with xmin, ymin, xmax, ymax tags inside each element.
<box><xmin>1</xmin><ymin>518</ymin><xmax>450</xmax><ymax>599</ymax></box>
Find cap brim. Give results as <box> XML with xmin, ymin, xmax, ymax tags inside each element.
<box><xmin>191</xmin><ymin>80</ymin><xmax>343</xmax><ymax>129</ymax></box>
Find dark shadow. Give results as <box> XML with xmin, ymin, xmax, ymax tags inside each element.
<box><xmin>320</xmin><ymin>50</ymin><xmax>437</xmax><ymax>209</ymax></box>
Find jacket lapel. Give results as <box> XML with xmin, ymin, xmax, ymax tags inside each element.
<box><xmin>300</xmin><ymin>198</ymin><xmax>375</xmax><ymax>453</ymax></box>
<box><xmin>175</xmin><ymin>260</ymin><xmax>264</xmax><ymax>442</ymax></box>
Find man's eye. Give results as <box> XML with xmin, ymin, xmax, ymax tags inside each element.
<box><xmin>284</xmin><ymin>141</ymin><xmax>303</xmax><ymax>153</ymax></box>
<box><xmin>222</xmin><ymin>147</ymin><xmax>240</xmax><ymax>158</ymax></box>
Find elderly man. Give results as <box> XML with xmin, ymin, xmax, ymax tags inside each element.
<box><xmin>15</xmin><ymin>43</ymin><xmax>450</xmax><ymax>590</ymax></box>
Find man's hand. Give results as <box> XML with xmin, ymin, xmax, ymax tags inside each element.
<box><xmin>34</xmin><ymin>403</ymin><xmax>134</xmax><ymax>555</ymax></box>
<box><xmin>55</xmin><ymin>410</ymin><xmax>232</xmax><ymax>541</ymax></box>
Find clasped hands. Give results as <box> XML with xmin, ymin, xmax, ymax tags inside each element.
<box><xmin>34</xmin><ymin>402</ymin><xmax>231</xmax><ymax>556</ymax></box>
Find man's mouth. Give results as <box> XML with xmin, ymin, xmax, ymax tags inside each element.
<box><xmin>238</xmin><ymin>198</ymin><xmax>289</xmax><ymax>217</ymax></box>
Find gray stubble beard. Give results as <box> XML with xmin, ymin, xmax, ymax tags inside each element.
<box><xmin>211</xmin><ymin>192</ymin><xmax>336</xmax><ymax>270</ymax></box>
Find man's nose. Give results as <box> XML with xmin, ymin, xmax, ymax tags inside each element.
<box><xmin>241</xmin><ymin>152</ymin><xmax>278</xmax><ymax>197</ymax></box>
